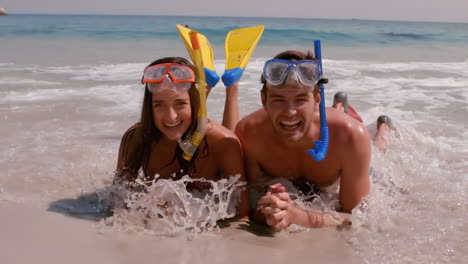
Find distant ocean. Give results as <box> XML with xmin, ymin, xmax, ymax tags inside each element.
<box><xmin>1</xmin><ymin>14</ymin><xmax>467</xmax><ymax>264</ymax></box>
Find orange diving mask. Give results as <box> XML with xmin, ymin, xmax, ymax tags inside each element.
<box><xmin>142</xmin><ymin>63</ymin><xmax>195</xmax><ymax>93</ymax></box>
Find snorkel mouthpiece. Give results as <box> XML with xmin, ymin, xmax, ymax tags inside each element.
<box><xmin>306</xmin><ymin>40</ymin><xmax>329</xmax><ymax>161</ymax></box>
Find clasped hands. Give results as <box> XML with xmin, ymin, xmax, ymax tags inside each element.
<box><xmin>257</xmin><ymin>183</ymin><xmax>297</xmax><ymax>231</ymax></box>
<box><xmin>257</xmin><ymin>183</ymin><xmax>351</xmax><ymax>231</ymax></box>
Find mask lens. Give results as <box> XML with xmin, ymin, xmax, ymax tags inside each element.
<box><xmin>169</xmin><ymin>65</ymin><xmax>194</xmax><ymax>81</ymax></box>
<box><xmin>143</xmin><ymin>63</ymin><xmax>195</xmax><ymax>83</ymax></box>
<box><xmin>147</xmin><ymin>74</ymin><xmax>192</xmax><ymax>93</ymax></box>
<box><xmin>264</xmin><ymin>60</ymin><xmax>290</xmax><ymax>86</ymax></box>
<box><xmin>142</xmin><ymin>63</ymin><xmax>195</xmax><ymax>93</ymax></box>
<box><xmin>143</xmin><ymin>65</ymin><xmax>167</xmax><ymax>81</ymax></box>
<box><xmin>297</xmin><ymin>62</ymin><xmax>320</xmax><ymax>86</ymax></box>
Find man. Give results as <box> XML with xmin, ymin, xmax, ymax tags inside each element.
<box><xmin>234</xmin><ymin>51</ymin><xmax>371</xmax><ymax>231</ymax></box>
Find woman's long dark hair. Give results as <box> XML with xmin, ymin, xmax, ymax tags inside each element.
<box><xmin>117</xmin><ymin>57</ymin><xmax>203</xmax><ymax>182</ymax></box>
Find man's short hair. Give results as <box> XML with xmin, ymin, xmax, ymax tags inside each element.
<box><xmin>272</xmin><ymin>50</ymin><xmax>316</xmax><ymax>61</ymax></box>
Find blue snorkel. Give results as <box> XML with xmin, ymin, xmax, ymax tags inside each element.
<box><xmin>306</xmin><ymin>40</ymin><xmax>329</xmax><ymax>161</ymax></box>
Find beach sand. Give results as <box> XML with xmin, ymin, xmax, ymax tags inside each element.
<box><xmin>1</xmin><ymin>201</ymin><xmax>360</xmax><ymax>264</ymax></box>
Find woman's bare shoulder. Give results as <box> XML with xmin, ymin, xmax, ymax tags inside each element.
<box><xmin>123</xmin><ymin>122</ymin><xmax>140</xmax><ymax>134</ymax></box>
<box><xmin>205</xmin><ymin>120</ymin><xmax>240</xmax><ymax>143</ymax></box>
<box><xmin>120</xmin><ymin>123</ymin><xmax>140</xmax><ymax>142</ymax></box>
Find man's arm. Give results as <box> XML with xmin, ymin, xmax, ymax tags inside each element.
<box><xmin>339</xmin><ymin>123</ymin><xmax>371</xmax><ymax>212</ymax></box>
<box><xmin>258</xmin><ymin>183</ymin><xmax>350</xmax><ymax>231</ymax></box>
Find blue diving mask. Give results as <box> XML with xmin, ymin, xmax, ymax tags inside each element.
<box><xmin>262</xmin><ymin>59</ymin><xmax>322</xmax><ymax>88</ymax></box>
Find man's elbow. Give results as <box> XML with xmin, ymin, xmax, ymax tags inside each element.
<box><xmin>340</xmin><ymin>193</ymin><xmax>368</xmax><ymax>213</ymax></box>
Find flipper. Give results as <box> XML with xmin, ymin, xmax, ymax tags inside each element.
<box><xmin>222</xmin><ymin>26</ymin><xmax>264</xmax><ymax>87</ymax></box>
<box><xmin>176</xmin><ymin>24</ymin><xmax>219</xmax><ymax>87</ymax></box>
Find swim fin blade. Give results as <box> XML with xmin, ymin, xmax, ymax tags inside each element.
<box><xmin>222</xmin><ymin>25</ymin><xmax>264</xmax><ymax>87</ymax></box>
<box><xmin>176</xmin><ymin>24</ymin><xmax>219</xmax><ymax>87</ymax></box>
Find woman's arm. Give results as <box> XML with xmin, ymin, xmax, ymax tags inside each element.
<box><xmin>222</xmin><ymin>82</ymin><xmax>240</xmax><ymax>131</ymax></box>
<box><xmin>218</xmin><ymin>135</ymin><xmax>250</xmax><ymax>218</ymax></box>
<box><xmin>115</xmin><ymin>124</ymin><xmax>140</xmax><ymax>182</ymax></box>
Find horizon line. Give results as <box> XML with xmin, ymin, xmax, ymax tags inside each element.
<box><xmin>3</xmin><ymin>12</ymin><xmax>468</xmax><ymax>25</ymax></box>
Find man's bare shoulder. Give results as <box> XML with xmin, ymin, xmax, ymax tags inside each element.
<box><xmin>326</xmin><ymin>107</ymin><xmax>370</xmax><ymax>144</ymax></box>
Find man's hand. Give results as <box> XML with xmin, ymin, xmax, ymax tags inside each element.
<box><xmin>258</xmin><ymin>183</ymin><xmax>351</xmax><ymax>230</ymax></box>
<box><xmin>257</xmin><ymin>183</ymin><xmax>298</xmax><ymax>231</ymax></box>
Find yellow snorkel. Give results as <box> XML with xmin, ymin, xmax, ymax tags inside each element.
<box><xmin>176</xmin><ymin>27</ymin><xmax>208</xmax><ymax>161</ymax></box>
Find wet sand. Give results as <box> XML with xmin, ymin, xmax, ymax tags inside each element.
<box><xmin>0</xmin><ymin>201</ymin><xmax>360</xmax><ymax>264</ymax></box>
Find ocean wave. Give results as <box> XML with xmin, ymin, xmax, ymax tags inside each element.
<box><xmin>0</xmin><ymin>78</ymin><xmax>60</xmax><ymax>86</ymax></box>
<box><xmin>323</xmin><ymin>59</ymin><xmax>468</xmax><ymax>76</ymax></box>
<box><xmin>264</xmin><ymin>28</ymin><xmax>355</xmax><ymax>44</ymax></box>
<box><xmin>380</xmin><ymin>32</ymin><xmax>437</xmax><ymax>40</ymax></box>
<box><xmin>0</xmin><ymin>27</ymin><xmax>181</xmax><ymax>40</ymax></box>
<box><xmin>0</xmin><ymin>84</ymin><xmax>137</xmax><ymax>104</ymax></box>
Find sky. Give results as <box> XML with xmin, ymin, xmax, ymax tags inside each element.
<box><xmin>1</xmin><ymin>0</ymin><xmax>468</xmax><ymax>23</ymax></box>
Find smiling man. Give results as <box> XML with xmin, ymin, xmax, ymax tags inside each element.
<box><xmin>234</xmin><ymin>50</ymin><xmax>371</xmax><ymax>230</ymax></box>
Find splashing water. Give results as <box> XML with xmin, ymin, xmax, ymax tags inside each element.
<box><xmin>100</xmin><ymin>175</ymin><xmax>245</xmax><ymax>235</ymax></box>
<box><xmin>269</xmin><ymin>123</ymin><xmax>466</xmax><ymax>264</ymax></box>
<box><xmin>341</xmin><ymin>125</ymin><xmax>467</xmax><ymax>264</ymax></box>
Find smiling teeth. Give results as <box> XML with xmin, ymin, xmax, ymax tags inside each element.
<box><xmin>165</xmin><ymin>121</ymin><xmax>181</xmax><ymax>127</ymax></box>
<box><xmin>281</xmin><ymin>121</ymin><xmax>300</xmax><ymax>126</ymax></box>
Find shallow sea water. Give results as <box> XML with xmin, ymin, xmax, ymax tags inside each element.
<box><xmin>1</xmin><ymin>14</ymin><xmax>467</xmax><ymax>263</ymax></box>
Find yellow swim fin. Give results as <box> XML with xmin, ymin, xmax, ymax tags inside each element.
<box><xmin>176</xmin><ymin>24</ymin><xmax>219</xmax><ymax>87</ymax></box>
<box><xmin>222</xmin><ymin>25</ymin><xmax>264</xmax><ymax>87</ymax></box>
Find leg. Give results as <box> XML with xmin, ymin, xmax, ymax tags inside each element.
<box><xmin>222</xmin><ymin>81</ymin><xmax>240</xmax><ymax>130</ymax></box>
<box><xmin>332</xmin><ymin>91</ymin><xmax>363</xmax><ymax>122</ymax></box>
<box><xmin>373</xmin><ymin>115</ymin><xmax>392</xmax><ymax>153</ymax></box>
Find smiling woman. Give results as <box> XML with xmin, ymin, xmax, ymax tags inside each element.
<box><xmin>114</xmin><ymin>56</ymin><xmax>249</xmax><ymax>217</ymax></box>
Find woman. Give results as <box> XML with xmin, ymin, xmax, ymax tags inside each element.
<box><xmin>115</xmin><ymin>57</ymin><xmax>248</xmax><ymax>217</ymax></box>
